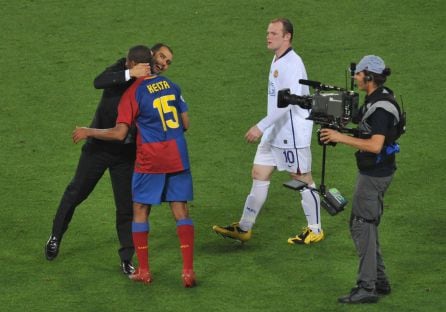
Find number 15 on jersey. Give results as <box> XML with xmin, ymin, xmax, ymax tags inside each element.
<box><xmin>152</xmin><ymin>94</ymin><xmax>180</xmax><ymax>131</ymax></box>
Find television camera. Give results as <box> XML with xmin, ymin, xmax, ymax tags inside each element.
<box><xmin>277</xmin><ymin>79</ymin><xmax>359</xmax><ymax>132</ymax></box>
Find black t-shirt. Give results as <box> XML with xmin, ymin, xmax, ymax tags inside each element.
<box><xmin>368</xmin><ymin>108</ymin><xmax>395</xmax><ymax>136</ymax></box>
<box><xmin>359</xmin><ymin>108</ymin><xmax>397</xmax><ymax>177</ymax></box>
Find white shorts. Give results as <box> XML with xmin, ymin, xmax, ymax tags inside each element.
<box><xmin>253</xmin><ymin>142</ymin><xmax>312</xmax><ymax>174</ymax></box>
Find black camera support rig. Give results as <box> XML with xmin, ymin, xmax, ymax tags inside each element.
<box><xmin>283</xmin><ymin>138</ymin><xmax>348</xmax><ymax>216</ymax></box>
<box><xmin>282</xmin><ymin>63</ymin><xmax>359</xmax><ymax>215</ymax></box>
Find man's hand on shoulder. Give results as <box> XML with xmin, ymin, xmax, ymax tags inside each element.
<box><xmin>129</xmin><ymin>63</ymin><xmax>151</xmax><ymax>78</ymax></box>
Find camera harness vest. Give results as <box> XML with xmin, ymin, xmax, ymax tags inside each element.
<box><xmin>356</xmin><ymin>86</ymin><xmax>404</xmax><ymax>166</ymax></box>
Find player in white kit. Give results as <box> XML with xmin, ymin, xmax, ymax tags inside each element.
<box><xmin>213</xmin><ymin>18</ymin><xmax>324</xmax><ymax>245</ymax></box>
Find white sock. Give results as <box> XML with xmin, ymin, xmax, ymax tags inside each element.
<box><xmin>239</xmin><ymin>179</ymin><xmax>270</xmax><ymax>231</ymax></box>
<box><xmin>300</xmin><ymin>183</ymin><xmax>322</xmax><ymax>233</ymax></box>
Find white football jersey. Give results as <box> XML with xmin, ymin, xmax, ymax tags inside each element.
<box><xmin>256</xmin><ymin>49</ymin><xmax>313</xmax><ymax>148</ymax></box>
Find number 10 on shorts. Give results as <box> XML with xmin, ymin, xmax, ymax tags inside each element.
<box><xmin>283</xmin><ymin>150</ymin><xmax>295</xmax><ymax>164</ymax></box>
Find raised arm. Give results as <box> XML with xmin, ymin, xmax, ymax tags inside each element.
<box><xmin>93</xmin><ymin>58</ymin><xmax>128</xmax><ymax>89</ymax></box>
<box><xmin>93</xmin><ymin>58</ymin><xmax>150</xmax><ymax>89</ymax></box>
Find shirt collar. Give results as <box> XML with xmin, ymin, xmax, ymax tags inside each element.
<box><xmin>275</xmin><ymin>47</ymin><xmax>293</xmax><ymax>61</ymax></box>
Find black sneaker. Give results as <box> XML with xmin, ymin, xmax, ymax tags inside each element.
<box><xmin>338</xmin><ymin>287</ymin><xmax>379</xmax><ymax>304</ymax></box>
<box><xmin>376</xmin><ymin>280</ymin><xmax>391</xmax><ymax>295</ymax></box>
<box><xmin>45</xmin><ymin>235</ymin><xmax>60</xmax><ymax>261</ymax></box>
<box><xmin>121</xmin><ymin>260</ymin><xmax>136</xmax><ymax>275</ymax></box>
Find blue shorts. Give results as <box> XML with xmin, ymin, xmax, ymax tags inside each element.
<box><xmin>132</xmin><ymin>169</ymin><xmax>193</xmax><ymax>205</ymax></box>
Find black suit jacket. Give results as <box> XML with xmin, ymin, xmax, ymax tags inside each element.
<box><xmin>87</xmin><ymin>58</ymin><xmax>135</xmax><ymax>150</ymax></box>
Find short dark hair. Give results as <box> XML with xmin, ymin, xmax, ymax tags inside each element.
<box><xmin>151</xmin><ymin>43</ymin><xmax>173</xmax><ymax>55</ymax></box>
<box><xmin>270</xmin><ymin>18</ymin><xmax>294</xmax><ymax>42</ymax></box>
<box><xmin>127</xmin><ymin>45</ymin><xmax>152</xmax><ymax>63</ymax></box>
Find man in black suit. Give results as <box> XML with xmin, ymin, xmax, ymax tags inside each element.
<box><xmin>45</xmin><ymin>44</ymin><xmax>174</xmax><ymax>275</ymax></box>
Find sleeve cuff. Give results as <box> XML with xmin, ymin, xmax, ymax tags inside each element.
<box><xmin>256</xmin><ymin>119</ymin><xmax>269</xmax><ymax>132</ymax></box>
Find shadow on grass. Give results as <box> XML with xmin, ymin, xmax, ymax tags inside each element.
<box><xmin>197</xmin><ymin>235</ymin><xmax>257</xmax><ymax>255</ymax></box>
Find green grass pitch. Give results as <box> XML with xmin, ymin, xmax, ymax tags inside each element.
<box><xmin>0</xmin><ymin>0</ymin><xmax>444</xmax><ymax>311</ymax></box>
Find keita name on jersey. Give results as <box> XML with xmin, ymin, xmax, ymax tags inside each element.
<box><xmin>146</xmin><ymin>80</ymin><xmax>171</xmax><ymax>94</ymax></box>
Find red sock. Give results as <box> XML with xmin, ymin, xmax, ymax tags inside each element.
<box><xmin>176</xmin><ymin>220</ymin><xmax>194</xmax><ymax>271</ymax></box>
<box><xmin>132</xmin><ymin>231</ymin><xmax>149</xmax><ymax>272</ymax></box>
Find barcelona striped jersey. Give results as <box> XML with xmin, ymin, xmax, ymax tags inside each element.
<box><xmin>117</xmin><ymin>75</ymin><xmax>190</xmax><ymax>173</ymax></box>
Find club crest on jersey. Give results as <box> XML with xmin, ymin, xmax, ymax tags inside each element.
<box><xmin>273</xmin><ymin>70</ymin><xmax>279</xmax><ymax>78</ymax></box>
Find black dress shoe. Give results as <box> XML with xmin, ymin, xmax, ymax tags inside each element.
<box><xmin>338</xmin><ymin>287</ymin><xmax>379</xmax><ymax>304</ymax></box>
<box><xmin>121</xmin><ymin>260</ymin><xmax>135</xmax><ymax>275</ymax></box>
<box><xmin>45</xmin><ymin>235</ymin><xmax>60</xmax><ymax>261</ymax></box>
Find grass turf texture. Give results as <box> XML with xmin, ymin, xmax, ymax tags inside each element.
<box><xmin>1</xmin><ymin>0</ymin><xmax>445</xmax><ymax>311</ymax></box>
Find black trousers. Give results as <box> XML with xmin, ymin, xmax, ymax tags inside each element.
<box><xmin>51</xmin><ymin>142</ymin><xmax>135</xmax><ymax>261</ymax></box>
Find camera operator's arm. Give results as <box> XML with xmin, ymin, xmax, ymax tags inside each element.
<box><xmin>320</xmin><ymin>108</ymin><xmax>395</xmax><ymax>153</ymax></box>
<box><xmin>319</xmin><ymin>129</ymin><xmax>385</xmax><ymax>154</ymax></box>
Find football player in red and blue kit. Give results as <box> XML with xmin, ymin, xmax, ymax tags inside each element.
<box><xmin>73</xmin><ymin>45</ymin><xmax>195</xmax><ymax>287</ymax></box>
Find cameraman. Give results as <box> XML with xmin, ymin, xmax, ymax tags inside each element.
<box><xmin>320</xmin><ymin>55</ymin><xmax>400</xmax><ymax>304</ymax></box>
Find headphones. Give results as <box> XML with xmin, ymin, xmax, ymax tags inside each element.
<box><xmin>364</xmin><ymin>71</ymin><xmax>373</xmax><ymax>83</ymax></box>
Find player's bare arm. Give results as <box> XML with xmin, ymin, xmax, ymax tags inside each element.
<box><xmin>245</xmin><ymin>125</ymin><xmax>263</xmax><ymax>143</ymax></box>
<box><xmin>181</xmin><ymin>112</ymin><xmax>190</xmax><ymax>131</ymax></box>
<box><xmin>72</xmin><ymin>123</ymin><xmax>129</xmax><ymax>144</ymax></box>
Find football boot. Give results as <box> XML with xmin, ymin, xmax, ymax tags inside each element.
<box><xmin>129</xmin><ymin>267</ymin><xmax>152</xmax><ymax>284</ymax></box>
<box><xmin>212</xmin><ymin>222</ymin><xmax>252</xmax><ymax>242</ymax></box>
<box><xmin>182</xmin><ymin>269</ymin><xmax>196</xmax><ymax>288</ymax></box>
<box><xmin>287</xmin><ymin>227</ymin><xmax>324</xmax><ymax>245</ymax></box>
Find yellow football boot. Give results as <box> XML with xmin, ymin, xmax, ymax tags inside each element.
<box><xmin>212</xmin><ymin>222</ymin><xmax>252</xmax><ymax>242</ymax></box>
<box><xmin>288</xmin><ymin>227</ymin><xmax>324</xmax><ymax>245</ymax></box>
